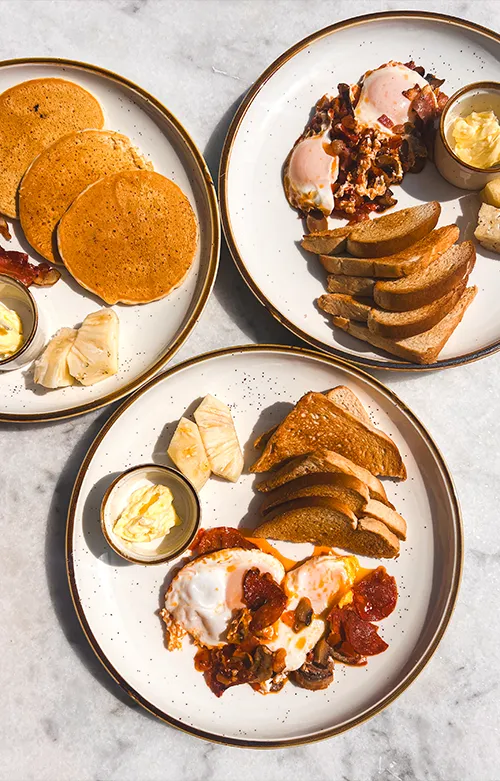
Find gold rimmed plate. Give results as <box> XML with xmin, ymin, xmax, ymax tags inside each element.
<box><xmin>0</xmin><ymin>58</ymin><xmax>219</xmax><ymax>421</ymax></box>
<box><xmin>220</xmin><ymin>12</ymin><xmax>500</xmax><ymax>371</ymax></box>
<box><xmin>67</xmin><ymin>345</ymin><xmax>461</xmax><ymax>746</ymax></box>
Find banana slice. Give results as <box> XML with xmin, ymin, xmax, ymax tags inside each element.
<box><xmin>194</xmin><ymin>394</ymin><xmax>243</xmax><ymax>482</ymax></box>
<box><xmin>67</xmin><ymin>309</ymin><xmax>119</xmax><ymax>386</ymax></box>
<box><xmin>168</xmin><ymin>417</ymin><xmax>211</xmax><ymax>491</ymax></box>
<box><xmin>33</xmin><ymin>327</ymin><xmax>78</xmax><ymax>388</ymax></box>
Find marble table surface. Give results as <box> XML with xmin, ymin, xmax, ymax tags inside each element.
<box><xmin>1</xmin><ymin>1</ymin><xmax>500</xmax><ymax>779</ymax></box>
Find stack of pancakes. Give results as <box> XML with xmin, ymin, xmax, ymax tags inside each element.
<box><xmin>0</xmin><ymin>77</ymin><xmax>197</xmax><ymax>304</ymax></box>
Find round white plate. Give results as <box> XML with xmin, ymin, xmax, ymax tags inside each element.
<box><xmin>220</xmin><ymin>12</ymin><xmax>500</xmax><ymax>371</ymax></box>
<box><xmin>67</xmin><ymin>345</ymin><xmax>461</xmax><ymax>747</ymax></box>
<box><xmin>0</xmin><ymin>58</ymin><xmax>219</xmax><ymax>421</ymax></box>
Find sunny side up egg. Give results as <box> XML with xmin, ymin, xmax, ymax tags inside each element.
<box><xmin>164</xmin><ymin>548</ymin><xmax>285</xmax><ymax>648</ymax></box>
<box><xmin>284</xmin><ymin>130</ymin><xmax>339</xmax><ymax>215</ymax></box>
<box><xmin>264</xmin><ymin>554</ymin><xmax>359</xmax><ymax>672</ymax></box>
<box><xmin>354</xmin><ymin>61</ymin><xmax>432</xmax><ymax>134</ymax></box>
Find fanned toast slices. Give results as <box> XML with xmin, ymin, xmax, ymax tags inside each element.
<box><xmin>327</xmin><ymin>274</ymin><xmax>376</xmax><ymax>298</ymax></box>
<box><xmin>333</xmin><ymin>286</ymin><xmax>477</xmax><ymax>364</ymax></box>
<box><xmin>253</xmin><ymin>385</ymin><xmax>371</xmax><ymax>451</ymax></box>
<box><xmin>255</xmin><ymin>448</ymin><xmax>389</xmax><ymax>505</ymax></box>
<box><xmin>253</xmin><ymin>497</ymin><xmax>400</xmax><ymax>558</ymax></box>
<box><xmin>250</xmin><ymin>391</ymin><xmax>406</xmax><ymax>478</ymax></box>
<box><xmin>319</xmin><ymin>282</ymin><xmax>467</xmax><ymax>340</ymax></box>
<box><xmin>373</xmin><ymin>241</ymin><xmax>475</xmax><ymax>312</ymax></box>
<box><xmin>301</xmin><ymin>202</ymin><xmax>440</xmax><ymax>258</ymax></box>
<box><xmin>318</xmin><ymin>225</ymin><xmax>459</xmax><ymax>278</ymax></box>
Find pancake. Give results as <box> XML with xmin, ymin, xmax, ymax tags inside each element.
<box><xmin>0</xmin><ymin>78</ymin><xmax>104</xmax><ymax>218</ymax></box>
<box><xmin>57</xmin><ymin>170</ymin><xmax>198</xmax><ymax>305</ymax></box>
<box><xmin>19</xmin><ymin>130</ymin><xmax>152</xmax><ymax>263</ymax></box>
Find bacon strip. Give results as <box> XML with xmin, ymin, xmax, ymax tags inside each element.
<box><xmin>378</xmin><ymin>114</ymin><xmax>394</xmax><ymax>129</ymax></box>
<box><xmin>0</xmin><ymin>246</ymin><xmax>60</xmax><ymax>287</ymax></box>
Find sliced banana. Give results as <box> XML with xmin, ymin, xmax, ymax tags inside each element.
<box><xmin>67</xmin><ymin>308</ymin><xmax>119</xmax><ymax>386</ymax></box>
<box><xmin>168</xmin><ymin>417</ymin><xmax>211</xmax><ymax>491</ymax></box>
<box><xmin>194</xmin><ymin>394</ymin><xmax>243</xmax><ymax>483</ymax></box>
<box><xmin>33</xmin><ymin>327</ymin><xmax>78</xmax><ymax>388</ymax></box>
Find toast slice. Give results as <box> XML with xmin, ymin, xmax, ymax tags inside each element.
<box><xmin>253</xmin><ymin>385</ymin><xmax>371</xmax><ymax>450</ymax></box>
<box><xmin>363</xmin><ymin>499</ymin><xmax>407</xmax><ymax>540</ymax></box>
<box><xmin>327</xmin><ymin>274</ymin><xmax>376</xmax><ymax>298</ymax></box>
<box><xmin>256</xmin><ymin>449</ymin><xmax>389</xmax><ymax>505</ymax></box>
<box><xmin>319</xmin><ymin>225</ymin><xmax>459</xmax><ymax>278</ymax></box>
<box><xmin>346</xmin><ymin>202</ymin><xmax>441</xmax><ymax>258</ymax></box>
<box><xmin>333</xmin><ymin>286</ymin><xmax>477</xmax><ymax>364</ymax></box>
<box><xmin>320</xmin><ymin>283</ymin><xmax>466</xmax><ymax>339</ymax></box>
<box><xmin>253</xmin><ymin>497</ymin><xmax>400</xmax><ymax>558</ymax></box>
<box><xmin>301</xmin><ymin>225</ymin><xmax>353</xmax><ymax>255</ymax></box>
<box><xmin>260</xmin><ymin>472</ymin><xmax>370</xmax><ymax>515</ymax></box>
<box><xmin>374</xmin><ymin>242</ymin><xmax>475</xmax><ymax>312</ymax></box>
<box><xmin>250</xmin><ymin>392</ymin><xmax>406</xmax><ymax>478</ymax></box>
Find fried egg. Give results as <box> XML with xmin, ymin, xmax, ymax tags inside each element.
<box><xmin>164</xmin><ymin>548</ymin><xmax>285</xmax><ymax>648</ymax></box>
<box><xmin>354</xmin><ymin>61</ymin><xmax>433</xmax><ymax>134</ymax></box>
<box><xmin>284</xmin><ymin>554</ymin><xmax>359</xmax><ymax>615</ymax></box>
<box><xmin>284</xmin><ymin>130</ymin><xmax>339</xmax><ymax>215</ymax></box>
<box><xmin>265</xmin><ymin>554</ymin><xmax>359</xmax><ymax>672</ymax></box>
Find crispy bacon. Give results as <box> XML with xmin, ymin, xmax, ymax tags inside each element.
<box><xmin>352</xmin><ymin>567</ymin><xmax>398</xmax><ymax>621</ymax></box>
<box><xmin>0</xmin><ymin>246</ymin><xmax>60</xmax><ymax>287</ymax></box>
<box><xmin>404</xmin><ymin>61</ymin><xmax>425</xmax><ymax>77</ymax></box>
<box><xmin>437</xmin><ymin>91</ymin><xmax>449</xmax><ymax>111</ymax></box>
<box><xmin>191</xmin><ymin>526</ymin><xmax>257</xmax><ymax>556</ymax></box>
<box><xmin>243</xmin><ymin>568</ymin><xmax>287</xmax><ymax>632</ymax></box>
<box><xmin>412</xmin><ymin>86</ymin><xmax>438</xmax><ymax>122</ymax></box>
<box><xmin>402</xmin><ymin>84</ymin><xmax>421</xmax><ymax>103</ymax></box>
<box><xmin>0</xmin><ymin>217</ymin><xmax>11</xmax><ymax>241</ymax></box>
<box><xmin>378</xmin><ymin>114</ymin><xmax>394</xmax><ymax>129</ymax></box>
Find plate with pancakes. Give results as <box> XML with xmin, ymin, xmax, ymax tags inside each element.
<box><xmin>0</xmin><ymin>58</ymin><xmax>219</xmax><ymax>421</ymax></box>
<box><xmin>220</xmin><ymin>11</ymin><xmax>500</xmax><ymax>370</ymax></box>
<box><xmin>67</xmin><ymin>345</ymin><xmax>461</xmax><ymax>746</ymax></box>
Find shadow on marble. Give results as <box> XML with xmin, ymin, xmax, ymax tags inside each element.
<box><xmin>42</xmin><ymin>407</ymin><xmax>155</xmax><ymax>714</ymax></box>
<box><xmin>203</xmin><ymin>95</ymin><xmax>304</xmax><ymax>349</ymax></box>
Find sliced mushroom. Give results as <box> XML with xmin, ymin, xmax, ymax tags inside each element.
<box><xmin>293</xmin><ymin>597</ymin><xmax>313</xmax><ymax>633</ymax></box>
<box><xmin>290</xmin><ymin>657</ymin><xmax>334</xmax><ymax>691</ymax></box>
<box><xmin>250</xmin><ymin>645</ymin><xmax>274</xmax><ymax>682</ymax></box>
<box><xmin>313</xmin><ymin>638</ymin><xmax>332</xmax><ymax>667</ymax></box>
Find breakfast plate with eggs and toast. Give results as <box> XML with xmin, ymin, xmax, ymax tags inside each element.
<box><xmin>0</xmin><ymin>58</ymin><xmax>219</xmax><ymax>421</ymax></box>
<box><xmin>220</xmin><ymin>11</ymin><xmax>500</xmax><ymax>370</ymax></box>
<box><xmin>67</xmin><ymin>345</ymin><xmax>461</xmax><ymax>746</ymax></box>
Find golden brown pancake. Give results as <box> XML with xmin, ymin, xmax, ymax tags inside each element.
<box><xmin>19</xmin><ymin>130</ymin><xmax>152</xmax><ymax>263</ymax></box>
<box><xmin>57</xmin><ymin>170</ymin><xmax>198</xmax><ymax>305</ymax></box>
<box><xmin>0</xmin><ymin>78</ymin><xmax>104</xmax><ymax>218</ymax></box>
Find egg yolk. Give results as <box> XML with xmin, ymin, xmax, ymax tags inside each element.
<box><xmin>113</xmin><ymin>484</ymin><xmax>180</xmax><ymax>543</ymax></box>
<box><xmin>0</xmin><ymin>301</ymin><xmax>23</xmax><ymax>358</ymax></box>
<box><xmin>452</xmin><ymin>111</ymin><xmax>500</xmax><ymax>169</ymax></box>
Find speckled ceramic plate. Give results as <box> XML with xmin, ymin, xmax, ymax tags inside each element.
<box><xmin>220</xmin><ymin>12</ymin><xmax>500</xmax><ymax>371</ymax></box>
<box><xmin>67</xmin><ymin>345</ymin><xmax>461</xmax><ymax>747</ymax></box>
<box><xmin>0</xmin><ymin>58</ymin><xmax>219</xmax><ymax>422</ymax></box>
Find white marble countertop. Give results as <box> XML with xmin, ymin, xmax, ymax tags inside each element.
<box><xmin>1</xmin><ymin>1</ymin><xmax>499</xmax><ymax>779</ymax></box>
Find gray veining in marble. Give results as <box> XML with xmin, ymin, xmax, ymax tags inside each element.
<box><xmin>1</xmin><ymin>1</ymin><xmax>500</xmax><ymax>779</ymax></box>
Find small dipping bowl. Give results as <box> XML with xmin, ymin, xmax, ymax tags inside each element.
<box><xmin>101</xmin><ymin>464</ymin><xmax>201</xmax><ymax>565</ymax></box>
<box><xmin>0</xmin><ymin>275</ymin><xmax>45</xmax><ymax>372</ymax></box>
<box><xmin>435</xmin><ymin>81</ymin><xmax>500</xmax><ymax>190</ymax></box>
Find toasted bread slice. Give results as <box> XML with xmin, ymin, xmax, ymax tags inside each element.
<box><xmin>319</xmin><ymin>293</ymin><xmax>371</xmax><ymax>321</ymax></box>
<box><xmin>256</xmin><ymin>449</ymin><xmax>389</xmax><ymax>505</ymax></box>
<box><xmin>327</xmin><ymin>274</ymin><xmax>376</xmax><ymax>298</ymax></box>
<box><xmin>260</xmin><ymin>472</ymin><xmax>370</xmax><ymax>515</ymax></box>
<box><xmin>254</xmin><ymin>497</ymin><xmax>400</xmax><ymax>558</ymax></box>
<box><xmin>250</xmin><ymin>392</ymin><xmax>406</xmax><ymax>478</ymax></box>
<box><xmin>253</xmin><ymin>386</ymin><xmax>371</xmax><ymax>450</ymax></box>
<box><xmin>319</xmin><ymin>225</ymin><xmax>459</xmax><ymax>278</ymax></box>
<box><xmin>363</xmin><ymin>499</ymin><xmax>406</xmax><ymax>540</ymax></box>
<box><xmin>374</xmin><ymin>242</ymin><xmax>475</xmax><ymax>312</ymax></box>
<box><xmin>320</xmin><ymin>283</ymin><xmax>466</xmax><ymax>339</ymax></box>
<box><xmin>333</xmin><ymin>286</ymin><xmax>477</xmax><ymax>364</ymax></box>
<box><xmin>301</xmin><ymin>226</ymin><xmax>352</xmax><ymax>255</ymax></box>
<box><xmin>346</xmin><ymin>202</ymin><xmax>441</xmax><ymax>258</ymax></box>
